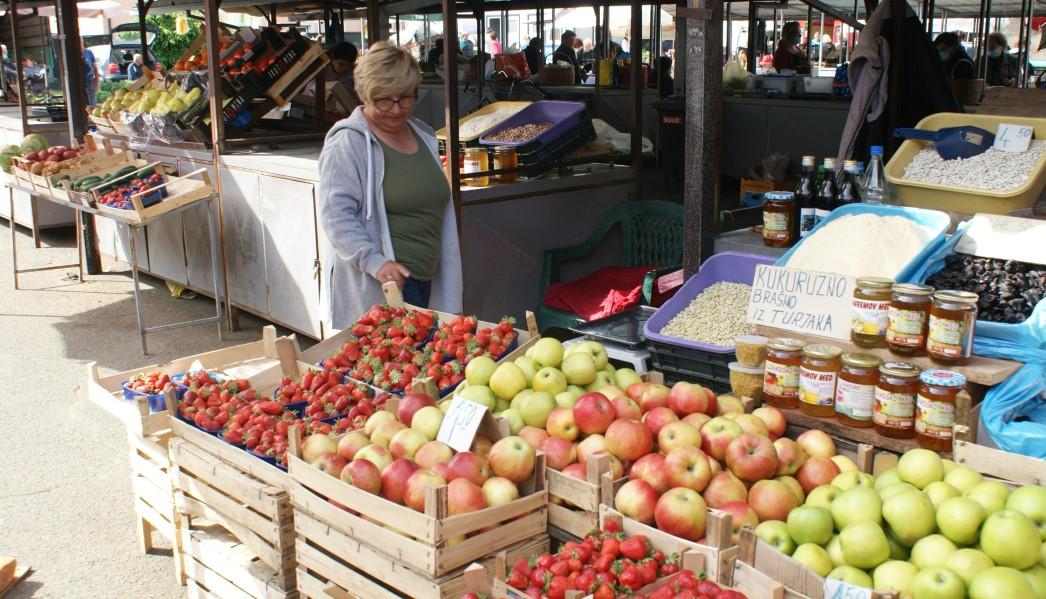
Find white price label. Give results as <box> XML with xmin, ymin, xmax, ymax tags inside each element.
<box><xmin>824</xmin><ymin>579</ymin><xmax>873</xmax><ymax>599</ymax></box>
<box><xmin>953</xmin><ymin>213</ymin><xmax>1046</xmax><ymax>266</ymax></box>
<box><xmin>437</xmin><ymin>398</ymin><xmax>489</xmax><ymax>453</ymax></box>
<box><xmin>993</xmin><ymin>123</ymin><xmax>1034</xmax><ymax>153</ymax></box>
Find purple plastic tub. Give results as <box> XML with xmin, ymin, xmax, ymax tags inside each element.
<box><xmin>479</xmin><ymin>101</ymin><xmax>586</xmax><ymax>148</ymax></box>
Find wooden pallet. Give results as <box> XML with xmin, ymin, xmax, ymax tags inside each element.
<box><xmin>547</xmin><ymin>453</ymin><xmax>625</xmax><ymax>539</ymax></box>
<box><xmin>170</xmin><ymin>438</ymin><xmax>296</xmax><ymax>592</ymax></box>
<box><xmin>181</xmin><ymin>523</ymin><xmax>298</xmax><ymax>599</ymax></box>
<box><xmin>128</xmin><ymin>431</ymin><xmax>178</xmax><ymax>560</ymax></box>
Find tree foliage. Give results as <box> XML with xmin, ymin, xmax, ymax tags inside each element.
<box><xmin>145</xmin><ymin>14</ymin><xmax>202</xmax><ymax>68</ymax></box>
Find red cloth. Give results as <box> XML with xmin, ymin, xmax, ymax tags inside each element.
<box><xmin>543</xmin><ymin>266</ymin><xmax>654</xmax><ymax>321</ymax></box>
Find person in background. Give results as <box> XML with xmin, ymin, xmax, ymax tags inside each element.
<box><xmin>651</xmin><ymin>55</ymin><xmax>673</xmax><ymax>97</ymax></box>
<box><xmin>737</xmin><ymin>47</ymin><xmax>749</xmax><ymax>71</ymax></box>
<box><xmin>553</xmin><ymin>30</ymin><xmax>583</xmax><ymax>83</ymax></box>
<box><xmin>460</xmin><ymin>34</ymin><xmax>475</xmax><ymax>59</ymax></box>
<box><xmin>486</xmin><ymin>28</ymin><xmax>502</xmax><ymax>56</ymax></box>
<box><xmin>524</xmin><ymin>37</ymin><xmax>543</xmax><ymax>74</ymax></box>
<box><xmin>318</xmin><ymin>41</ymin><xmax>462</xmax><ymax>326</ymax></box>
<box><xmin>81</xmin><ymin>39</ymin><xmax>99</xmax><ymax>107</ymax></box>
<box><xmin>427</xmin><ymin>38</ymin><xmax>444</xmax><ymax>64</ymax></box>
<box><xmin>772</xmin><ymin>21</ymin><xmax>811</xmax><ymax>74</ymax></box>
<box><xmin>579</xmin><ymin>38</ymin><xmax>595</xmax><ymax>62</ymax></box>
<box><xmin>303</xmin><ymin>42</ymin><xmax>360</xmax><ymax>107</ymax></box>
<box><xmin>979</xmin><ymin>32</ymin><xmax>1019</xmax><ymax>86</ymax></box>
<box><xmin>935</xmin><ymin>32</ymin><xmax>975</xmax><ymax>79</ymax></box>
<box><xmin>127</xmin><ymin>53</ymin><xmax>145</xmax><ymax>81</ymax></box>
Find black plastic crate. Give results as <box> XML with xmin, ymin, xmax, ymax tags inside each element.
<box><xmin>646</xmin><ymin>340</ymin><xmax>734</xmax><ymax>395</ymax></box>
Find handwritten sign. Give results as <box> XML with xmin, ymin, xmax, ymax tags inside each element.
<box><xmin>954</xmin><ymin>213</ymin><xmax>1046</xmax><ymax>266</ymax></box>
<box><xmin>993</xmin><ymin>123</ymin><xmax>1034</xmax><ymax>153</ymax></box>
<box><xmin>437</xmin><ymin>398</ymin><xmax>490</xmax><ymax>452</ymax></box>
<box><xmin>824</xmin><ymin>579</ymin><xmax>873</xmax><ymax>599</ymax></box>
<box><xmin>746</xmin><ymin>265</ymin><xmax>856</xmax><ymax>341</ymax></box>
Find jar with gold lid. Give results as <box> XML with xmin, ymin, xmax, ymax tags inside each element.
<box><xmin>927</xmin><ymin>290</ymin><xmax>978</xmax><ymax>365</ymax></box>
<box><xmin>851</xmin><ymin>277</ymin><xmax>893</xmax><ymax>348</ymax></box>
<box><xmin>799</xmin><ymin>344</ymin><xmax>843</xmax><ymax>418</ymax></box>
<box><xmin>886</xmin><ymin>283</ymin><xmax>934</xmax><ymax>355</ymax></box>
<box><xmin>835</xmin><ymin>353</ymin><xmax>882</xmax><ymax>427</ymax></box>
<box><xmin>874</xmin><ymin>361</ymin><xmax>921</xmax><ymax>439</ymax></box>
<box><xmin>763</xmin><ymin>338</ymin><xmax>805</xmax><ymax>409</ymax></box>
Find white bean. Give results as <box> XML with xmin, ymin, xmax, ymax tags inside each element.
<box><xmin>660</xmin><ymin>282</ymin><xmax>754</xmax><ymax>347</ymax></box>
<box><xmin>901</xmin><ymin>141</ymin><xmax>1046</xmax><ymax>192</ymax></box>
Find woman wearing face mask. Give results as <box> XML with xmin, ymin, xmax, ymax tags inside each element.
<box><xmin>934</xmin><ymin>32</ymin><xmax>975</xmax><ymax>80</ymax></box>
<box><xmin>979</xmin><ymin>33</ymin><xmax>1019</xmax><ymax>87</ymax></box>
<box><xmin>772</xmin><ymin>22</ymin><xmax>811</xmax><ymax>74</ymax></box>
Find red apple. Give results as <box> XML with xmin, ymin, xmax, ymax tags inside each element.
<box><xmin>654</xmin><ymin>487</ymin><xmax>708</xmax><ymax>541</ymax></box>
<box><xmin>664</xmin><ymin>446</ymin><xmax>713</xmax><ymax>492</ymax></box>
<box><xmin>311</xmin><ymin>452</ymin><xmax>348</xmax><ymax>477</ymax></box>
<box><xmin>752</xmin><ymin>406</ymin><xmax>787</xmax><ymax>440</ymax></box>
<box><xmin>795</xmin><ymin>430</ymin><xmax>836</xmax><ymax>459</ymax></box>
<box><xmin>625</xmin><ymin>382</ymin><xmax>649</xmax><ymax>402</ymax></box>
<box><xmin>747</xmin><ymin>479</ymin><xmax>798</xmax><ymax>522</ymax></box>
<box><xmin>431</xmin><ymin>462</ymin><xmax>450</xmax><ymax>480</ymax></box>
<box><xmin>380</xmin><ymin>458</ymin><xmax>420</xmax><ymax>504</ymax></box>
<box><xmin>658</xmin><ymin>421</ymin><xmax>703</xmax><ymax>455</ymax></box>
<box><xmin>518</xmin><ymin>426</ymin><xmax>549</xmax><ymax>450</ymax></box>
<box><xmin>706</xmin><ymin>453</ymin><xmax>722</xmax><ymax>475</ymax></box>
<box><xmin>446</xmin><ymin>451</ymin><xmax>491</xmax><ymax>486</ymax></box>
<box><xmin>546</xmin><ymin>407</ymin><xmax>579</xmax><ymax>441</ymax></box>
<box><xmin>614</xmin><ymin>479</ymin><xmax>659</xmax><ymax>524</ymax></box>
<box><xmin>397</xmin><ymin>392</ymin><xmax>436</xmax><ymax>426</ymax></box>
<box><xmin>355</xmin><ymin>444</ymin><xmax>393</xmax><ymax>471</ymax></box>
<box><xmin>415</xmin><ymin>440</ymin><xmax>454</xmax><ymax>469</ymax></box>
<box><xmin>371</xmin><ymin>421</ymin><xmax>407</xmax><ymax>448</ymax></box>
<box><xmin>573</xmin><ymin>392</ymin><xmax>615</xmax><ymax>435</ymax></box>
<box><xmin>302</xmin><ymin>434</ymin><xmax>338</xmax><ymax>463</ymax></box>
<box><xmin>772</xmin><ymin>438</ymin><xmax>808</xmax><ymax>476</ymax></box>
<box><xmin>702</xmin><ymin>471</ymin><xmax>748</xmax><ymax>508</ymax></box>
<box><xmin>630</xmin><ymin>453</ymin><xmax>670</xmax><ymax>494</ymax></box>
<box><xmin>488</xmin><ymin>435</ymin><xmax>536</xmax><ymax>483</ymax></box>
<box><xmin>642</xmin><ymin>407</ymin><xmax>679</xmax><ymax>438</ymax></box>
<box><xmin>605</xmin><ymin>419</ymin><xmax>653</xmax><ymax>462</ymax></box>
<box><xmin>471</xmin><ymin>434</ymin><xmax>493</xmax><ymax>458</ymax></box>
<box><xmin>682</xmin><ymin>412</ymin><xmax>712</xmax><ymax>432</ymax></box>
<box><xmin>795</xmin><ymin>457</ymin><xmax>841</xmax><ymax>493</ymax></box>
<box><xmin>389</xmin><ymin>428</ymin><xmax>428</xmax><ymax>460</ymax></box>
<box><xmin>699</xmin><ymin>417</ymin><xmax>743</xmax><ymax>462</ymax></box>
<box><xmin>612</xmin><ymin>396</ymin><xmax>643</xmax><ymax>421</ymax></box>
<box><xmin>718</xmin><ymin>501</ymin><xmax>760</xmax><ymax>542</ymax></box>
<box><xmin>404</xmin><ymin>468</ymin><xmax>446</xmax><ymax>511</ymax></box>
<box><xmin>482</xmin><ymin>476</ymin><xmax>520</xmax><ymax>507</ymax></box>
<box><xmin>340</xmin><ymin>459</ymin><xmax>382</xmax><ymax>495</ymax></box>
<box><xmin>447</xmin><ymin>478</ymin><xmax>487</xmax><ymax>515</ymax></box>
<box><xmin>562</xmin><ymin>462</ymin><xmax>587</xmax><ymax>481</ymax></box>
<box><xmin>730</xmin><ymin>414</ymin><xmax>770</xmax><ymax>438</ymax></box>
<box><xmin>337</xmin><ymin>431</ymin><xmax>371</xmax><ymax>461</ymax></box>
<box><xmin>775</xmin><ymin>475</ymin><xmax>805</xmax><ymax>505</ymax></box>
<box><xmin>540</xmin><ymin>437</ymin><xmax>577</xmax><ymax>470</ymax></box>
<box><xmin>702</xmin><ymin>388</ymin><xmax>718</xmax><ymax>416</ymax></box>
<box><xmin>638</xmin><ymin>384</ymin><xmax>671</xmax><ymax>413</ymax></box>
<box><xmin>725</xmin><ymin>434</ymin><xmax>779</xmax><ymax>483</ymax></box>
<box><xmin>668</xmin><ymin>381</ymin><xmax>711</xmax><ymax>416</ymax></box>
<box><xmin>577</xmin><ymin>434</ymin><xmax>608</xmax><ymax>464</ymax></box>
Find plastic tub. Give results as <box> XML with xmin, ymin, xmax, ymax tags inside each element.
<box><xmin>734</xmin><ymin>335</ymin><xmax>768</xmax><ymax>368</ymax></box>
<box><xmin>436</xmin><ymin>101</ymin><xmax>531</xmax><ymax>145</ymax></box>
<box><xmin>774</xmin><ymin>203</ymin><xmax>952</xmax><ymax>283</ymax></box>
<box><xmin>479</xmin><ymin>101</ymin><xmax>587</xmax><ymax>148</ymax></box>
<box><xmin>728</xmin><ymin>362</ymin><xmax>764</xmax><ymax>400</ymax></box>
<box><xmin>884</xmin><ymin>113</ymin><xmax>1046</xmax><ymax>215</ymax></box>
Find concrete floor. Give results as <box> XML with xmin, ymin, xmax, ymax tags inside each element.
<box><xmin>0</xmin><ymin>221</ymin><xmax>279</xmax><ymax>598</ymax></box>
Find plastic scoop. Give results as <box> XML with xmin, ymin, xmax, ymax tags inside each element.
<box><xmin>893</xmin><ymin>125</ymin><xmax>996</xmax><ymax>160</ymax></box>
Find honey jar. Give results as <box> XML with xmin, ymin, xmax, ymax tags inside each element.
<box><xmin>762</xmin><ymin>191</ymin><xmax>795</xmax><ymax>248</ymax></box>
<box><xmin>927</xmin><ymin>290</ymin><xmax>978</xmax><ymax>365</ymax></box>
<box><xmin>763</xmin><ymin>338</ymin><xmax>805</xmax><ymax>409</ymax></box>
<box><xmin>851</xmin><ymin>277</ymin><xmax>893</xmax><ymax>348</ymax></box>
<box><xmin>799</xmin><ymin>344</ymin><xmax>843</xmax><ymax>418</ymax></box>
<box><xmin>492</xmin><ymin>147</ymin><xmax>518</xmax><ymax>184</ymax></box>
<box><xmin>873</xmin><ymin>362</ymin><xmax>921</xmax><ymax>439</ymax></box>
<box><xmin>835</xmin><ymin>353</ymin><xmax>882</xmax><ymax>428</ymax></box>
<box><xmin>463</xmin><ymin>147</ymin><xmax>490</xmax><ymax>187</ymax></box>
<box><xmin>886</xmin><ymin>284</ymin><xmax>934</xmax><ymax>356</ymax></box>
<box><xmin>915</xmin><ymin>369</ymin><xmax>966</xmax><ymax>451</ymax></box>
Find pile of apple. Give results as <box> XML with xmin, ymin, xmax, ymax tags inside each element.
<box><xmin>751</xmin><ymin>447</ymin><xmax>1045</xmax><ymax>598</ymax></box>
<box><xmin>299</xmin><ymin>392</ymin><xmax>539</xmax><ymax>521</ymax></box>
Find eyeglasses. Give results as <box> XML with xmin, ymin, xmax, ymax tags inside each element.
<box><xmin>373</xmin><ymin>96</ymin><xmax>417</xmax><ymax>111</ymax></box>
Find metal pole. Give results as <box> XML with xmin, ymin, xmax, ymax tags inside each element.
<box><xmin>442</xmin><ymin>0</ymin><xmax>462</xmax><ymax>231</ymax></box>
<box><xmin>1016</xmin><ymin>0</ymin><xmax>1028</xmax><ymax>83</ymax></box>
<box><xmin>980</xmin><ymin>0</ymin><xmax>992</xmax><ymax>79</ymax></box>
<box><xmin>746</xmin><ymin>1</ymin><xmax>757</xmax><ymax>73</ymax></box>
<box><xmin>807</xmin><ymin>4</ymin><xmax>814</xmax><ymax>61</ymax></box>
<box><xmin>9</xmin><ymin>187</ymin><xmax>17</xmax><ymax>289</ymax></box>
<box><xmin>136</xmin><ymin>0</ymin><xmax>151</xmax><ymax>68</ymax></box>
<box><xmin>726</xmin><ymin>8</ymin><xmax>732</xmax><ymax>59</ymax></box>
<box><xmin>818</xmin><ymin>11</ymin><xmax>824</xmax><ymax>71</ymax></box>
<box><xmin>207</xmin><ymin>198</ymin><xmax>224</xmax><ymax>339</ymax></box>
<box><xmin>927</xmin><ymin>0</ymin><xmax>935</xmax><ymax>35</ymax></box>
<box><xmin>629</xmin><ymin>0</ymin><xmax>641</xmax><ymax>197</ymax></box>
<box><xmin>1021</xmin><ymin>0</ymin><xmax>1034</xmax><ymax>86</ymax></box>
<box><xmin>9</xmin><ymin>0</ymin><xmax>28</xmax><ymax>135</ymax></box>
<box><xmin>128</xmin><ymin>224</ymin><xmax>148</xmax><ymax>354</ymax></box>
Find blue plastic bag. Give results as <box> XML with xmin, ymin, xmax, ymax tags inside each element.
<box><xmin>980</xmin><ymin>361</ymin><xmax>1046</xmax><ymax>458</ymax></box>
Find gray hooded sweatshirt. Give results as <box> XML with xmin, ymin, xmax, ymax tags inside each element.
<box><xmin>317</xmin><ymin>106</ymin><xmax>463</xmax><ymax>329</ymax></box>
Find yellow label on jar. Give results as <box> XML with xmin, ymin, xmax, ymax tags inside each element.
<box><xmin>915</xmin><ymin>393</ymin><xmax>955</xmax><ymax>439</ymax></box>
<box><xmin>799</xmin><ymin>366</ymin><xmax>837</xmax><ymax>407</ymax></box>
<box><xmin>763</xmin><ymin>212</ymin><xmax>790</xmax><ymax>242</ymax></box>
<box><xmin>764</xmin><ymin>361</ymin><xmax>799</xmax><ymax>399</ymax></box>
<box><xmin>887</xmin><ymin>307</ymin><xmax>927</xmax><ymax>347</ymax></box>
<box><xmin>851</xmin><ymin>299</ymin><xmax>890</xmax><ymax>336</ymax></box>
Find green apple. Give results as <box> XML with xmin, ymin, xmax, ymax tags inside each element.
<box><xmin>969</xmin><ymin>566</ymin><xmax>1036</xmax><ymax>599</ymax></box>
<box><xmin>514</xmin><ymin>356</ymin><xmax>538</xmax><ymax>384</ymax></box>
<box><xmin>805</xmin><ymin>485</ymin><xmax>843</xmax><ymax>510</ymax></box>
<box><xmin>1007</xmin><ymin>486</ymin><xmax>1046</xmax><ymax>541</ymax></box>
<box><xmin>510</xmin><ymin>390</ymin><xmax>533</xmax><ymax>410</ymax></box>
<box><xmin>495</xmin><ymin>398</ymin><xmax>510</xmax><ymax>413</ymax></box>
<box><xmin>1041</xmin><ymin>542</ymin><xmax>1046</xmax><ymax>567</ymax></box>
<box><xmin>519</xmin><ymin>392</ymin><xmax>556</xmax><ymax>428</ymax></box>
<box><xmin>925</xmin><ymin>481</ymin><xmax>961</xmax><ymax>509</ymax></box>
<box><xmin>896</xmin><ymin>448</ymin><xmax>945</xmax><ymax>490</ymax></box>
<box><xmin>567</xmin><ymin>340</ymin><xmax>609</xmax><ymax>369</ymax></box>
<box><xmin>614</xmin><ymin>367</ymin><xmax>642</xmax><ymax>390</ymax></box>
<box><xmin>567</xmin><ymin>385</ymin><xmax>585</xmax><ymax>397</ymax></box>
<box><xmin>886</xmin><ymin>531</ymin><xmax>910</xmax><ymax>560</ymax></box>
<box><xmin>874</xmin><ymin>468</ymin><xmax>902</xmax><ymax>491</ymax></box>
<box><xmin>827</xmin><ymin>565</ymin><xmax>873</xmax><ymax>589</ymax></box>
<box><xmin>910</xmin><ymin>567</ymin><xmax>966</xmax><ymax>599</ymax></box>
<box><xmin>966</xmin><ymin>480</ymin><xmax>1011</xmax><ymax>515</ymax></box>
<box><xmin>489</xmin><ymin>362</ymin><xmax>528</xmax><ymax>400</ymax></box>
<box><xmin>585</xmin><ymin>371</ymin><xmax>615</xmax><ymax>392</ymax></box>
<box><xmin>910</xmin><ymin>534</ymin><xmax>958</xmax><ymax>569</ymax></box>
<box><xmin>879</xmin><ymin>482</ymin><xmax>919</xmax><ymax>501</ymax></box>
<box><xmin>561</xmin><ymin>353</ymin><xmax>597</xmax><ymax>386</ymax></box>
<box><xmin>555</xmin><ymin>391</ymin><xmax>579</xmax><ymax>409</ymax></box>
<box><xmin>840</xmin><ymin>521</ymin><xmax>890</xmax><ymax>569</ymax></box>
<box><xmin>411</xmin><ymin>406</ymin><xmax>445</xmax><ymax>440</ymax></box>
<box><xmin>945</xmin><ymin>548</ymin><xmax>995</xmax><ymax>587</ymax></box>
<box><xmin>755</xmin><ymin>520</ymin><xmax>796</xmax><ymax>556</ymax></box>
<box><xmin>787</xmin><ymin>506</ymin><xmax>834</xmax><ymax>546</ymax></box>
<box><xmin>936</xmin><ymin>496</ymin><xmax>988</xmax><ymax>545</ymax></box>
<box><xmin>981</xmin><ymin>510</ymin><xmax>1043</xmax><ymax>570</ymax></box>
<box><xmin>793</xmin><ymin>543</ymin><xmax>833</xmax><ymax>576</ymax></box>
<box><xmin>499</xmin><ymin>408</ymin><xmax>525</xmax><ymax>434</ymax></box>
<box><xmin>826</xmin><ymin>535</ymin><xmax>846</xmax><ymax>566</ymax></box>
<box><xmin>459</xmin><ymin>385</ymin><xmax>496</xmax><ymax>410</ymax></box>
<box><xmin>942</xmin><ymin>458</ymin><xmax>957</xmax><ymax>473</ymax></box>
<box><xmin>530</xmin><ymin>337</ymin><xmax>565</xmax><ymax>368</ymax></box>
<box><xmin>832</xmin><ymin>471</ymin><xmax>875</xmax><ymax>491</ymax></box>
<box><xmin>603</xmin><ymin>362</ymin><xmax>616</xmax><ymax>375</ymax></box>
<box><xmin>832</xmin><ymin>487</ymin><xmax>883</xmax><ymax>530</ymax></box>
<box><xmin>943</xmin><ymin>465</ymin><xmax>985</xmax><ymax>494</ymax></box>
<box><xmin>532</xmin><ymin>366</ymin><xmax>568</xmax><ymax>395</ymax></box>
<box><xmin>465</xmin><ymin>355</ymin><xmax>497</xmax><ymax>386</ymax></box>
<box><xmin>438</xmin><ymin>399</ymin><xmax>453</xmax><ymax>414</ymax></box>
<box><xmin>1023</xmin><ymin>564</ymin><xmax>1046</xmax><ymax>599</ymax></box>
<box><xmin>883</xmin><ymin>489</ymin><xmax>937</xmax><ymax>546</ymax></box>
<box><xmin>872</xmin><ymin>560</ymin><xmax>918</xmax><ymax>596</ymax></box>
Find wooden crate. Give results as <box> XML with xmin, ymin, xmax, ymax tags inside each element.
<box><xmin>547</xmin><ymin>453</ymin><xmax>625</xmax><ymax>540</ymax></box>
<box><xmin>9</xmin><ymin>158</ymin><xmax>38</xmax><ymax>192</ymax></box>
<box><xmin>181</xmin><ymin>523</ymin><xmax>298</xmax><ymax>599</ymax></box>
<box><xmin>170</xmin><ymin>437</ymin><xmax>296</xmax><ymax>592</ymax></box>
<box><xmin>267</xmin><ymin>45</ymin><xmax>329</xmax><ymax>107</ymax></box>
<box><xmin>952</xmin><ymin>437</ymin><xmax>1046</xmax><ymax>486</ymax></box>
<box><xmin>47</xmin><ymin>146</ymin><xmax>129</xmax><ymax>203</ymax></box>
<box><xmin>128</xmin><ymin>431</ymin><xmax>178</xmax><ymax>556</ymax></box>
<box><xmin>94</xmin><ymin>167</ymin><xmax>215</xmax><ymax>224</ymax></box>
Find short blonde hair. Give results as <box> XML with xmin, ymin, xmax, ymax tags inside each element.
<box><xmin>354</xmin><ymin>42</ymin><xmax>421</xmax><ymax>105</ymax></box>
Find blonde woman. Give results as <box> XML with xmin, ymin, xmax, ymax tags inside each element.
<box><xmin>317</xmin><ymin>42</ymin><xmax>463</xmax><ymax>328</ymax></box>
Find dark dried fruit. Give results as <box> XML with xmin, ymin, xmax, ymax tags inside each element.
<box><xmin>927</xmin><ymin>253</ymin><xmax>1044</xmax><ymax>324</ymax></box>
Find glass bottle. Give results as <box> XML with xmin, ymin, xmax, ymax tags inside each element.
<box><xmin>795</xmin><ymin>155</ymin><xmax>817</xmax><ymax>239</ymax></box>
<box><xmin>851</xmin><ymin>277</ymin><xmax>893</xmax><ymax>348</ymax></box>
<box><xmin>763</xmin><ymin>191</ymin><xmax>795</xmax><ymax>248</ymax></box>
<box><xmin>874</xmin><ymin>362</ymin><xmax>921</xmax><ymax>439</ymax></box>
<box><xmin>886</xmin><ymin>284</ymin><xmax>934</xmax><ymax>356</ymax></box>
<box><xmin>815</xmin><ymin>157</ymin><xmax>837</xmax><ymax>226</ymax></box>
<box><xmin>860</xmin><ymin>145</ymin><xmax>890</xmax><ymax>204</ymax></box>
<box><xmin>799</xmin><ymin>344</ymin><xmax>843</xmax><ymax>418</ymax></box>
<box><xmin>763</xmin><ymin>338</ymin><xmax>805</xmax><ymax>409</ymax></box>
<box><xmin>836</xmin><ymin>353</ymin><xmax>882</xmax><ymax>428</ymax></box>
<box><xmin>915</xmin><ymin>370</ymin><xmax>966</xmax><ymax>451</ymax></box>
<box><xmin>927</xmin><ymin>290</ymin><xmax>979</xmax><ymax>365</ymax></box>
<box><xmin>833</xmin><ymin>160</ymin><xmax>861</xmax><ymax>208</ymax></box>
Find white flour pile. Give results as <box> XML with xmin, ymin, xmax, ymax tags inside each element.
<box><xmin>459</xmin><ymin>108</ymin><xmax>525</xmax><ymax>139</ymax></box>
<box><xmin>785</xmin><ymin>214</ymin><xmax>931</xmax><ymax>278</ymax></box>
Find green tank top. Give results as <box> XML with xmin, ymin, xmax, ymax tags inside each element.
<box><xmin>377</xmin><ymin>130</ymin><xmax>449</xmax><ymax>282</ymax></box>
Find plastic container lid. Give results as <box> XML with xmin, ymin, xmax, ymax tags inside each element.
<box><xmin>728</xmin><ymin>361</ymin><xmax>765</xmax><ymax>375</ymax></box>
<box><xmin>920</xmin><ymin>369</ymin><xmax>967</xmax><ymax>387</ymax></box>
<box><xmin>870</xmin><ymin>145</ymin><xmax>884</xmax><ymax>155</ymax></box>
<box><xmin>765</xmin><ymin>191</ymin><xmax>795</xmax><ymax>201</ymax></box>
<box><xmin>735</xmin><ymin>335</ymin><xmax>769</xmax><ymax>346</ymax></box>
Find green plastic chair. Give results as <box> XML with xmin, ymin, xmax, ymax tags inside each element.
<box><xmin>537</xmin><ymin>200</ymin><xmax>685</xmax><ymax>332</ymax></box>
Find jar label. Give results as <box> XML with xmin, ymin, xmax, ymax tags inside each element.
<box><xmin>763</xmin><ymin>212</ymin><xmax>790</xmax><ymax>241</ymax></box>
<box><xmin>873</xmin><ymin>387</ymin><xmax>915</xmax><ymax>429</ymax></box>
<box><xmin>799</xmin><ymin>367</ymin><xmax>837</xmax><ymax>407</ymax></box>
<box><xmin>886</xmin><ymin>306</ymin><xmax>927</xmax><ymax>347</ymax></box>
<box><xmin>915</xmin><ymin>393</ymin><xmax>955</xmax><ymax>439</ymax></box>
<box><xmin>835</xmin><ymin>379</ymin><xmax>874</xmax><ymax>420</ymax></box>
<box><xmin>463</xmin><ymin>159</ymin><xmax>483</xmax><ymax>173</ymax></box>
<box><xmin>764</xmin><ymin>361</ymin><xmax>799</xmax><ymax>399</ymax></box>
<box><xmin>851</xmin><ymin>299</ymin><xmax>890</xmax><ymax>336</ymax></box>
<box><xmin>927</xmin><ymin>315</ymin><xmax>968</xmax><ymax>358</ymax></box>
<box><xmin>799</xmin><ymin>207</ymin><xmax>817</xmax><ymax>237</ymax></box>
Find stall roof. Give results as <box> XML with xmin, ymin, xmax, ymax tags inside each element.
<box><xmin>725</xmin><ymin>0</ymin><xmax>1046</xmax><ymax>19</ymax></box>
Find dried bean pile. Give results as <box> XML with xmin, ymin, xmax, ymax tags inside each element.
<box><xmin>926</xmin><ymin>254</ymin><xmax>1045</xmax><ymax>324</ymax></box>
<box><xmin>901</xmin><ymin>141</ymin><xmax>1046</xmax><ymax>192</ymax></box>
<box><xmin>487</xmin><ymin>122</ymin><xmax>553</xmax><ymax>143</ymax></box>
<box><xmin>660</xmin><ymin>282</ymin><xmax>755</xmax><ymax>346</ymax></box>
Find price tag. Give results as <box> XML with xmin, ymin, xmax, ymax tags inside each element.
<box><xmin>746</xmin><ymin>264</ymin><xmax>856</xmax><ymax>341</ymax></box>
<box><xmin>824</xmin><ymin>579</ymin><xmax>873</xmax><ymax>599</ymax></box>
<box><xmin>993</xmin><ymin>123</ymin><xmax>1034</xmax><ymax>153</ymax></box>
<box><xmin>437</xmin><ymin>397</ymin><xmax>490</xmax><ymax>453</ymax></box>
<box><xmin>188</xmin><ymin>360</ymin><xmax>205</xmax><ymax>373</ymax></box>
<box><xmin>953</xmin><ymin>213</ymin><xmax>1046</xmax><ymax>266</ymax></box>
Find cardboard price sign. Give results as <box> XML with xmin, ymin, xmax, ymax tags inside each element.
<box><xmin>993</xmin><ymin>123</ymin><xmax>1034</xmax><ymax>153</ymax></box>
<box><xmin>823</xmin><ymin>579</ymin><xmax>873</xmax><ymax>599</ymax></box>
<box><xmin>953</xmin><ymin>213</ymin><xmax>1046</xmax><ymax>266</ymax></box>
<box><xmin>437</xmin><ymin>397</ymin><xmax>503</xmax><ymax>453</ymax></box>
<box><xmin>746</xmin><ymin>265</ymin><xmax>856</xmax><ymax>341</ymax></box>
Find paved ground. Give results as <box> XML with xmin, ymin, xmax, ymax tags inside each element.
<box><xmin>0</xmin><ymin>220</ymin><xmax>281</xmax><ymax>598</ymax></box>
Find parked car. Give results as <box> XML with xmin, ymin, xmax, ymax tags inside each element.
<box><xmin>89</xmin><ymin>23</ymin><xmax>161</xmax><ymax>82</ymax></box>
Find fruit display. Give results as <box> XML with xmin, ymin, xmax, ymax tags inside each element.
<box><xmin>62</xmin><ymin>165</ymin><xmax>142</xmax><ymax>194</ymax></box>
<box><xmin>94</xmin><ymin>84</ymin><xmax>204</xmax><ymax>120</ymax></box>
<box><xmin>123</xmin><ymin>371</ymin><xmax>174</xmax><ymax>396</ymax></box>
<box><xmin>5</xmin><ymin>133</ymin><xmax>87</xmax><ymax>176</ymax></box>
<box><xmin>751</xmin><ymin>446</ymin><xmax>1045</xmax><ymax>598</ymax></box>
<box><xmin>95</xmin><ymin>172</ymin><xmax>166</xmax><ymax>210</ymax></box>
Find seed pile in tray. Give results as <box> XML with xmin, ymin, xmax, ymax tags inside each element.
<box><xmin>926</xmin><ymin>253</ymin><xmax>1045</xmax><ymax>324</ymax></box>
<box><xmin>487</xmin><ymin>122</ymin><xmax>553</xmax><ymax>143</ymax></box>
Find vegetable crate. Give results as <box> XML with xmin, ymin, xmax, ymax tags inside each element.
<box><xmin>127</xmin><ymin>429</ymin><xmax>179</xmax><ymax>560</ymax></box>
<box><xmin>67</xmin><ymin>158</ymin><xmax>152</xmax><ymax>208</ymax></box>
<box><xmin>9</xmin><ymin>157</ymin><xmax>40</xmax><ymax>193</ymax></box>
<box><xmin>49</xmin><ymin>148</ymin><xmax>131</xmax><ymax>203</ymax></box>
<box><xmin>265</xmin><ymin>44</ymin><xmax>328</xmax><ymax>106</ymax></box>
<box><xmin>93</xmin><ymin>167</ymin><xmax>214</xmax><ymax>224</ymax></box>
<box><xmin>951</xmin><ymin>436</ymin><xmax>1046</xmax><ymax>487</ymax></box>
<box><xmin>547</xmin><ymin>452</ymin><xmax>626</xmax><ymax>540</ymax></box>
<box><xmin>181</xmin><ymin>521</ymin><xmax>297</xmax><ymax>599</ymax></box>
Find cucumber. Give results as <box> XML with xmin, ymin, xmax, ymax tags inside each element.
<box><xmin>72</xmin><ymin>175</ymin><xmax>101</xmax><ymax>191</ymax></box>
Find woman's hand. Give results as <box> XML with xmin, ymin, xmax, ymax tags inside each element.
<box><xmin>375</xmin><ymin>260</ymin><xmax>411</xmax><ymax>289</ymax></box>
